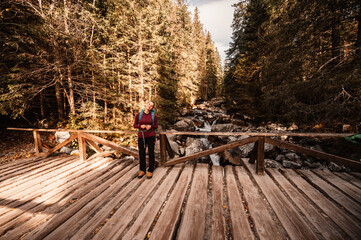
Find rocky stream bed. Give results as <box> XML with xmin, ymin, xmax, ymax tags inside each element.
<box><xmin>154</xmin><ymin>99</ymin><xmax>361</xmax><ymax>172</ymax></box>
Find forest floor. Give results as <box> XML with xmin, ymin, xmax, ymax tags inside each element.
<box><xmin>0</xmin><ymin>130</ymin><xmax>37</xmax><ymax>164</ymax></box>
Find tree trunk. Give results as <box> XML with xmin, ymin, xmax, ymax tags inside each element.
<box><xmin>104</xmin><ymin>99</ymin><xmax>108</xmax><ymax>123</ymax></box>
<box><xmin>40</xmin><ymin>91</ymin><xmax>45</xmax><ymax>119</ymax></box>
<box><xmin>63</xmin><ymin>0</ymin><xmax>69</xmax><ymax>33</ymax></box>
<box><xmin>55</xmin><ymin>81</ymin><xmax>65</xmax><ymax>121</ymax></box>
<box><xmin>356</xmin><ymin>6</ymin><xmax>361</xmax><ymax>56</ymax></box>
<box><xmin>92</xmin><ymin>71</ymin><xmax>96</xmax><ymax>120</ymax></box>
<box><xmin>331</xmin><ymin>1</ymin><xmax>341</xmax><ymax>59</ymax></box>
<box><xmin>139</xmin><ymin>41</ymin><xmax>144</xmax><ymax>107</ymax></box>
<box><xmin>67</xmin><ymin>65</ymin><xmax>76</xmax><ymax>115</ymax></box>
<box><xmin>127</xmin><ymin>49</ymin><xmax>132</xmax><ymax>102</ymax></box>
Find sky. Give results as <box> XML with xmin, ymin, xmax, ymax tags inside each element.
<box><xmin>188</xmin><ymin>0</ymin><xmax>238</xmax><ymax>65</ymax></box>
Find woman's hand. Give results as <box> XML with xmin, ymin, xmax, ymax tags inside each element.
<box><xmin>141</xmin><ymin>125</ymin><xmax>146</xmax><ymax>129</ymax></box>
<box><xmin>145</xmin><ymin>125</ymin><xmax>152</xmax><ymax>130</ymax></box>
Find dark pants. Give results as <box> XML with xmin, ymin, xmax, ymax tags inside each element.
<box><xmin>138</xmin><ymin>136</ymin><xmax>156</xmax><ymax>173</ymax></box>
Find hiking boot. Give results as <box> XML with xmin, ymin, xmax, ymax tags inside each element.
<box><xmin>146</xmin><ymin>172</ymin><xmax>153</xmax><ymax>179</ymax></box>
<box><xmin>138</xmin><ymin>171</ymin><xmax>145</xmax><ymax>178</ymax></box>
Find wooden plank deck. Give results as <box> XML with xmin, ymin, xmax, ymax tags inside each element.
<box><xmin>0</xmin><ymin>155</ymin><xmax>360</xmax><ymax>240</ymax></box>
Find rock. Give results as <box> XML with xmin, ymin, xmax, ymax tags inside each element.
<box><xmin>303</xmin><ymin>155</ymin><xmax>317</xmax><ymax>163</ymax></box>
<box><xmin>70</xmin><ymin>149</ymin><xmax>80</xmax><ymax>156</ymax></box>
<box><xmin>179</xmin><ymin>108</ymin><xmax>195</xmax><ymax>116</ymax></box>
<box><xmin>264</xmin><ymin>143</ymin><xmax>275</xmax><ymax>153</ymax></box>
<box><xmin>169</xmin><ymin>140</ymin><xmax>180</xmax><ymax>156</ymax></box>
<box><xmin>179</xmin><ymin>147</ymin><xmax>185</xmax><ymax>156</ymax></box>
<box><xmin>218</xmin><ymin>115</ymin><xmax>232</xmax><ymax>124</ymax></box>
<box><xmin>310</xmin><ymin>145</ymin><xmax>323</xmax><ymax>152</ymax></box>
<box><xmin>194</xmin><ymin>109</ymin><xmax>204</xmax><ymax>116</ymax></box>
<box><xmin>267</xmin><ymin>123</ymin><xmax>287</xmax><ymax>131</ymax></box>
<box><xmin>304</xmin><ymin>161</ymin><xmax>321</xmax><ymax>169</ymax></box>
<box><xmin>60</xmin><ymin>146</ymin><xmax>73</xmax><ymax>154</ymax></box>
<box><xmin>280</xmin><ymin>135</ymin><xmax>288</xmax><ymax>141</ymax></box>
<box><xmin>197</xmin><ymin>103</ymin><xmax>207</xmax><ymax>110</ymax></box>
<box><xmin>154</xmin><ymin>140</ymin><xmax>160</xmax><ymax>154</ymax></box>
<box><xmin>174</xmin><ymin>119</ymin><xmax>195</xmax><ymax>131</ymax></box>
<box><xmin>185</xmin><ymin>139</ymin><xmax>205</xmax><ymax>155</ymax></box>
<box><xmin>285</xmin><ymin>152</ymin><xmax>301</xmax><ymax>161</ymax></box>
<box><xmin>288</xmin><ymin>123</ymin><xmax>298</xmax><ymax>131</ymax></box>
<box><xmin>256</xmin><ymin>126</ymin><xmax>267</xmax><ymax>132</ymax></box>
<box><xmin>186</xmin><ymin>137</ymin><xmax>197</xmax><ymax>146</ymax></box>
<box><xmin>211</xmin><ymin>123</ymin><xmax>236</xmax><ymax>132</ymax></box>
<box><xmin>204</xmin><ymin>114</ymin><xmax>217</xmax><ymax>124</ymax></box>
<box><xmin>237</xmin><ymin>135</ymin><xmax>254</xmax><ymax>157</ymax></box>
<box><xmin>192</xmin><ymin>118</ymin><xmax>204</xmax><ymax>128</ymax></box>
<box><xmin>231</xmin><ymin>119</ymin><xmax>245</xmax><ymax>126</ymax></box>
<box><xmin>180</xmin><ymin>108</ymin><xmax>188</xmax><ymax>116</ymax></box>
<box><xmin>165</xmin><ymin>129</ymin><xmax>178</xmax><ymax>142</ymax></box>
<box><xmin>55</xmin><ymin>131</ymin><xmax>70</xmax><ymax>143</ymax></box>
<box><xmin>328</xmin><ymin>162</ymin><xmax>344</xmax><ymax>172</ymax></box>
<box><xmin>123</xmin><ymin>156</ymin><xmax>135</xmax><ymax>161</ymax></box>
<box><xmin>275</xmin><ymin>154</ymin><xmax>286</xmax><ymax>162</ymax></box>
<box><xmin>211</xmin><ymin>97</ymin><xmax>226</xmax><ymax>107</ymax></box>
<box><xmin>265</xmin><ymin>159</ymin><xmax>283</xmax><ymax>168</ymax></box>
<box><xmin>282</xmin><ymin>160</ymin><xmax>302</xmax><ymax>169</ymax></box>
<box><xmin>154</xmin><ymin>139</ymin><xmax>179</xmax><ymax>156</ymax></box>
<box><xmin>228</xmin><ymin>136</ymin><xmax>238</xmax><ymax>143</ymax></box>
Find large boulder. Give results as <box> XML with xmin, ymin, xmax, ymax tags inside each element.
<box><xmin>174</xmin><ymin>119</ymin><xmax>195</xmax><ymax>131</ymax></box>
<box><xmin>192</xmin><ymin>118</ymin><xmax>204</xmax><ymax>128</ymax></box>
<box><xmin>218</xmin><ymin>115</ymin><xmax>232</xmax><ymax>124</ymax></box>
<box><xmin>328</xmin><ymin>162</ymin><xmax>344</xmax><ymax>172</ymax></box>
<box><xmin>179</xmin><ymin>108</ymin><xmax>195</xmax><ymax>116</ymax></box>
<box><xmin>265</xmin><ymin>159</ymin><xmax>283</xmax><ymax>168</ymax></box>
<box><xmin>164</xmin><ymin>129</ymin><xmax>178</xmax><ymax>142</ymax></box>
<box><xmin>204</xmin><ymin>114</ymin><xmax>217</xmax><ymax>124</ymax></box>
<box><xmin>231</xmin><ymin>119</ymin><xmax>245</xmax><ymax>126</ymax></box>
<box><xmin>211</xmin><ymin>123</ymin><xmax>236</xmax><ymax>132</ymax></box>
<box><xmin>282</xmin><ymin>160</ymin><xmax>302</xmax><ymax>169</ymax></box>
<box><xmin>237</xmin><ymin>135</ymin><xmax>255</xmax><ymax>157</ymax></box>
<box><xmin>154</xmin><ymin>139</ymin><xmax>179</xmax><ymax>156</ymax></box>
<box><xmin>169</xmin><ymin>140</ymin><xmax>180</xmax><ymax>156</ymax></box>
<box><xmin>185</xmin><ymin>139</ymin><xmax>205</xmax><ymax>155</ymax></box>
<box><xmin>211</xmin><ymin>97</ymin><xmax>226</xmax><ymax>107</ymax></box>
<box><xmin>55</xmin><ymin>131</ymin><xmax>70</xmax><ymax>143</ymax></box>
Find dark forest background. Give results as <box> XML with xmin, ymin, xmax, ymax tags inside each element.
<box><xmin>1</xmin><ymin>0</ymin><xmax>360</xmax><ymax>132</ymax></box>
<box><xmin>224</xmin><ymin>0</ymin><xmax>361</xmax><ymax>132</ymax></box>
<box><xmin>1</xmin><ymin>0</ymin><xmax>222</xmax><ymax>129</ymax></box>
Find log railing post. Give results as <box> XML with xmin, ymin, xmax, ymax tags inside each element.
<box><xmin>256</xmin><ymin>137</ymin><xmax>265</xmax><ymax>175</ymax></box>
<box><xmin>78</xmin><ymin>132</ymin><xmax>87</xmax><ymax>161</ymax></box>
<box><xmin>249</xmin><ymin>141</ymin><xmax>258</xmax><ymax>164</ymax></box>
<box><xmin>159</xmin><ymin>133</ymin><xmax>167</xmax><ymax>166</ymax></box>
<box><xmin>164</xmin><ymin>134</ymin><xmax>175</xmax><ymax>159</ymax></box>
<box><xmin>33</xmin><ymin>130</ymin><xmax>43</xmax><ymax>156</ymax></box>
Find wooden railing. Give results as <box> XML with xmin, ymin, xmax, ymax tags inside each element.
<box><xmin>6</xmin><ymin>128</ymin><xmax>361</xmax><ymax>174</ymax></box>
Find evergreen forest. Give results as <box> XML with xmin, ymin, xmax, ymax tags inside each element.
<box><xmin>1</xmin><ymin>0</ymin><xmax>360</xmax><ymax>132</ymax></box>
<box><xmin>225</xmin><ymin>0</ymin><xmax>361</xmax><ymax>131</ymax></box>
<box><xmin>1</xmin><ymin>0</ymin><xmax>222</xmax><ymax>129</ymax></box>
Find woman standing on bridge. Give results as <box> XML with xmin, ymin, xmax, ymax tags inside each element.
<box><xmin>133</xmin><ymin>101</ymin><xmax>158</xmax><ymax>179</ymax></box>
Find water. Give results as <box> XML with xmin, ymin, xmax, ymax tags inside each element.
<box><xmin>196</xmin><ymin>115</ymin><xmax>220</xmax><ymax>166</ymax></box>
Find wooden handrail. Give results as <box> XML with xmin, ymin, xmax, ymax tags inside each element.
<box><xmin>6</xmin><ymin>127</ymin><xmax>360</xmax><ymax>174</ymax></box>
<box><xmin>7</xmin><ymin>127</ymin><xmax>353</xmax><ymax>137</ymax></box>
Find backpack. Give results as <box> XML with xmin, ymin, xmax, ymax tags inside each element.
<box><xmin>139</xmin><ymin>109</ymin><xmax>155</xmax><ymax>125</ymax></box>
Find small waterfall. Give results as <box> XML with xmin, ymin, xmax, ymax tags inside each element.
<box><xmin>196</xmin><ymin>115</ymin><xmax>220</xmax><ymax>166</ymax></box>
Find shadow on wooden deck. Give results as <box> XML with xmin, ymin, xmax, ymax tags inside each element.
<box><xmin>0</xmin><ymin>155</ymin><xmax>360</xmax><ymax>239</ymax></box>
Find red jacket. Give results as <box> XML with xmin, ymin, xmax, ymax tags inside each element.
<box><xmin>133</xmin><ymin>112</ymin><xmax>158</xmax><ymax>138</ymax></box>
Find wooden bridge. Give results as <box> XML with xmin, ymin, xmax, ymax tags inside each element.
<box><xmin>1</xmin><ymin>128</ymin><xmax>361</xmax><ymax>239</ymax></box>
<box><xmin>0</xmin><ymin>154</ymin><xmax>360</xmax><ymax>239</ymax></box>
